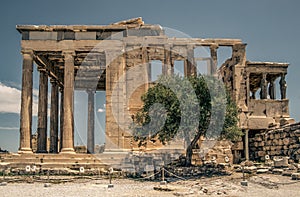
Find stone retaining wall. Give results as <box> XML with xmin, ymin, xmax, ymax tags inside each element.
<box><xmin>249</xmin><ymin>122</ymin><xmax>300</xmax><ymax>162</ymax></box>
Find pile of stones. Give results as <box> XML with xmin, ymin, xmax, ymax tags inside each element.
<box><xmin>234</xmin><ymin>158</ymin><xmax>300</xmax><ymax>180</ymax></box>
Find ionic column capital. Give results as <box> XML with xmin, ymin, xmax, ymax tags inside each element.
<box><xmin>209</xmin><ymin>44</ymin><xmax>219</xmax><ymax>50</ymax></box>
<box><xmin>62</xmin><ymin>50</ymin><xmax>76</xmax><ymax>57</ymax></box>
<box><xmin>21</xmin><ymin>49</ymin><xmax>34</xmax><ymax>57</ymax></box>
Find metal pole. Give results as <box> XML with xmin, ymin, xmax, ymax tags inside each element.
<box><xmin>160</xmin><ymin>166</ymin><xmax>167</xmax><ymax>185</ymax></box>
<box><xmin>242</xmin><ymin>166</ymin><xmax>245</xmax><ymax>181</ymax></box>
<box><xmin>162</xmin><ymin>167</ymin><xmax>165</xmax><ymax>182</ymax></box>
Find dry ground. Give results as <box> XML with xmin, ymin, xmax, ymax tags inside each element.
<box><xmin>0</xmin><ymin>173</ymin><xmax>299</xmax><ymax>197</ymax></box>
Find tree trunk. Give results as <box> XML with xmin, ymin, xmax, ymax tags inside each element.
<box><xmin>185</xmin><ymin>129</ymin><xmax>204</xmax><ymax>166</ymax></box>
<box><xmin>185</xmin><ymin>144</ymin><xmax>193</xmax><ymax>166</ymax></box>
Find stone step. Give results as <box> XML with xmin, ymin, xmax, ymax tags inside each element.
<box><xmin>6</xmin><ymin>162</ymin><xmax>107</xmax><ymax>169</ymax></box>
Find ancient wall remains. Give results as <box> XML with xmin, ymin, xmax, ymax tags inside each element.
<box><xmin>249</xmin><ymin>122</ymin><xmax>300</xmax><ymax>162</ymax></box>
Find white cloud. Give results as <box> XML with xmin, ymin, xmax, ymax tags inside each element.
<box><xmin>97</xmin><ymin>108</ymin><xmax>105</xmax><ymax>113</ymax></box>
<box><xmin>0</xmin><ymin>82</ymin><xmax>38</xmax><ymax>116</ymax></box>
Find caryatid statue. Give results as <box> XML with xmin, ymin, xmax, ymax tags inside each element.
<box><xmin>280</xmin><ymin>74</ymin><xmax>287</xmax><ymax>99</ymax></box>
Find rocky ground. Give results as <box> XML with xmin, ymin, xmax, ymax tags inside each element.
<box><xmin>0</xmin><ymin>173</ymin><xmax>299</xmax><ymax>197</ymax></box>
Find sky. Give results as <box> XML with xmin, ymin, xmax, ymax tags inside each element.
<box><xmin>0</xmin><ymin>0</ymin><xmax>300</xmax><ymax>152</ymax></box>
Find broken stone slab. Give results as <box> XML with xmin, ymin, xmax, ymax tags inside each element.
<box><xmin>173</xmin><ymin>190</ymin><xmax>194</xmax><ymax>196</ymax></box>
<box><xmin>0</xmin><ymin>182</ymin><xmax>7</xmax><ymax>186</ymax></box>
<box><xmin>282</xmin><ymin>170</ymin><xmax>295</xmax><ymax>177</ymax></box>
<box><xmin>244</xmin><ymin>166</ymin><xmax>257</xmax><ymax>173</ymax></box>
<box><xmin>291</xmin><ymin>173</ymin><xmax>300</xmax><ymax>180</ymax></box>
<box><xmin>154</xmin><ymin>185</ymin><xmax>174</xmax><ymax>192</ymax></box>
<box><xmin>272</xmin><ymin>169</ymin><xmax>283</xmax><ymax>175</ymax></box>
<box><xmin>257</xmin><ymin>169</ymin><xmax>270</xmax><ymax>174</ymax></box>
<box><xmin>294</xmin><ymin>163</ymin><xmax>300</xmax><ymax>169</ymax></box>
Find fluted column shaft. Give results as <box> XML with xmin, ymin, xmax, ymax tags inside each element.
<box><xmin>59</xmin><ymin>88</ymin><xmax>64</xmax><ymax>152</ymax></box>
<box><xmin>19</xmin><ymin>50</ymin><xmax>34</xmax><ymax>153</ymax></box>
<box><xmin>61</xmin><ymin>51</ymin><xmax>75</xmax><ymax>154</ymax></box>
<box><xmin>210</xmin><ymin>44</ymin><xmax>218</xmax><ymax>75</ymax></box>
<box><xmin>87</xmin><ymin>90</ymin><xmax>95</xmax><ymax>153</ymax></box>
<box><xmin>37</xmin><ymin>70</ymin><xmax>48</xmax><ymax>153</ymax></box>
<box><xmin>50</xmin><ymin>80</ymin><xmax>59</xmax><ymax>153</ymax></box>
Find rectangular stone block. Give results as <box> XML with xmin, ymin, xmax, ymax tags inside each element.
<box><xmin>29</xmin><ymin>32</ymin><xmax>57</xmax><ymax>40</ymax></box>
<box><xmin>273</xmin><ymin>156</ymin><xmax>289</xmax><ymax>168</ymax></box>
<box><xmin>75</xmin><ymin>32</ymin><xmax>96</xmax><ymax>40</ymax></box>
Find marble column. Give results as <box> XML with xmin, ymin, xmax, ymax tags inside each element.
<box><xmin>210</xmin><ymin>44</ymin><xmax>218</xmax><ymax>75</ymax></box>
<box><xmin>142</xmin><ymin>47</ymin><xmax>149</xmax><ymax>89</ymax></box>
<box><xmin>19</xmin><ymin>50</ymin><xmax>34</xmax><ymax>153</ymax></box>
<box><xmin>37</xmin><ymin>70</ymin><xmax>48</xmax><ymax>153</ymax></box>
<box><xmin>87</xmin><ymin>90</ymin><xmax>95</xmax><ymax>154</ymax></box>
<box><xmin>50</xmin><ymin>79</ymin><xmax>59</xmax><ymax>153</ymax></box>
<box><xmin>59</xmin><ymin>87</ymin><xmax>64</xmax><ymax>152</ymax></box>
<box><xmin>187</xmin><ymin>45</ymin><xmax>196</xmax><ymax>76</ymax></box>
<box><xmin>164</xmin><ymin>45</ymin><xmax>173</xmax><ymax>75</ymax></box>
<box><xmin>61</xmin><ymin>51</ymin><xmax>75</xmax><ymax>154</ymax></box>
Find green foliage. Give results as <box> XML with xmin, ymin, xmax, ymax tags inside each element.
<box><xmin>222</xmin><ymin>93</ymin><xmax>243</xmax><ymax>141</ymax></box>
<box><xmin>131</xmin><ymin>74</ymin><xmax>242</xmax><ymax>148</ymax></box>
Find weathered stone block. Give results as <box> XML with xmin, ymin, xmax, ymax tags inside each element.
<box><xmin>280</xmin><ymin>132</ymin><xmax>287</xmax><ymax>139</ymax></box>
<box><xmin>266</xmin><ymin>140</ymin><xmax>272</xmax><ymax>146</ymax></box>
<box><xmin>283</xmin><ymin>138</ymin><xmax>290</xmax><ymax>145</ymax></box>
<box><xmin>272</xmin><ymin>168</ymin><xmax>283</xmax><ymax>175</ymax></box>
<box><xmin>273</xmin><ymin>156</ymin><xmax>289</xmax><ymax>168</ymax></box>
<box><xmin>258</xmin><ymin>141</ymin><xmax>265</xmax><ymax>147</ymax></box>
<box><xmin>294</xmin><ymin>129</ymin><xmax>300</xmax><ymax>135</ymax></box>
<box><xmin>257</xmin><ymin>168</ymin><xmax>269</xmax><ymax>174</ymax></box>
<box><xmin>258</xmin><ymin>151</ymin><xmax>265</xmax><ymax>157</ymax></box>
<box><xmin>274</xmin><ymin>133</ymin><xmax>280</xmax><ymax>139</ymax></box>
<box><xmin>291</xmin><ymin>173</ymin><xmax>300</xmax><ymax>180</ymax></box>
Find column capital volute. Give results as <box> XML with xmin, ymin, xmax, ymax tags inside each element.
<box><xmin>21</xmin><ymin>49</ymin><xmax>34</xmax><ymax>57</ymax></box>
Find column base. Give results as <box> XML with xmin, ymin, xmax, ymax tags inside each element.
<box><xmin>60</xmin><ymin>148</ymin><xmax>76</xmax><ymax>154</ymax></box>
<box><xmin>18</xmin><ymin>148</ymin><xmax>33</xmax><ymax>154</ymax></box>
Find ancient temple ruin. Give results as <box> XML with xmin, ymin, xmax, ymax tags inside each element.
<box><xmin>16</xmin><ymin>18</ymin><xmax>294</xmax><ymax>162</ymax></box>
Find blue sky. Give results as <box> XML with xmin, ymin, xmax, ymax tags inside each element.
<box><xmin>0</xmin><ymin>0</ymin><xmax>300</xmax><ymax>152</ymax></box>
